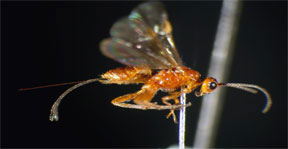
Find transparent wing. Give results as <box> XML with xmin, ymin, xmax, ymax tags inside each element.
<box><xmin>129</xmin><ymin>2</ymin><xmax>183</xmax><ymax>65</ymax></box>
<box><xmin>100</xmin><ymin>2</ymin><xmax>183</xmax><ymax>69</ymax></box>
<box><xmin>100</xmin><ymin>38</ymin><xmax>170</xmax><ymax>69</ymax></box>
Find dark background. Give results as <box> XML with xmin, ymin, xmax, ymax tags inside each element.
<box><xmin>2</xmin><ymin>1</ymin><xmax>286</xmax><ymax>148</ymax></box>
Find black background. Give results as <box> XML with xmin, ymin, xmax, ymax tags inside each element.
<box><xmin>2</xmin><ymin>1</ymin><xmax>287</xmax><ymax>148</ymax></box>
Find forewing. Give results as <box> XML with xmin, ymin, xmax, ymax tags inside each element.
<box><xmin>129</xmin><ymin>2</ymin><xmax>183</xmax><ymax>65</ymax></box>
<box><xmin>130</xmin><ymin>2</ymin><xmax>172</xmax><ymax>36</ymax></box>
<box><xmin>100</xmin><ymin>2</ymin><xmax>183</xmax><ymax>69</ymax></box>
<box><xmin>100</xmin><ymin>38</ymin><xmax>170</xmax><ymax>69</ymax></box>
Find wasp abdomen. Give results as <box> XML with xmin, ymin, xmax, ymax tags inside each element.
<box><xmin>100</xmin><ymin>66</ymin><xmax>152</xmax><ymax>84</ymax></box>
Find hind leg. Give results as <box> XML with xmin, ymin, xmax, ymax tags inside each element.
<box><xmin>111</xmin><ymin>86</ymin><xmax>189</xmax><ymax>110</ymax></box>
<box><xmin>111</xmin><ymin>92</ymin><xmax>142</xmax><ymax>109</ymax></box>
<box><xmin>132</xmin><ymin>87</ymin><xmax>158</xmax><ymax>109</ymax></box>
<box><xmin>132</xmin><ymin>85</ymin><xmax>189</xmax><ymax>110</ymax></box>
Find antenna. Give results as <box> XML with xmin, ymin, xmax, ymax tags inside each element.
<box><xmin>219</xmin><ymin>83</ymin><xmax>272</xmax><ymax>113</ymax></box>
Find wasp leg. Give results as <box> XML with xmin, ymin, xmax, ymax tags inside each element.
<box><xmin>111</xmin><ymin>87</ymin><xmax>190</xmax><ymax>110</ymax></box>
<box><xmin>132</xmin><ymin>87</ymin><xmax>158</xmax><ymax>109</ymax></box>
<box><xmin>111</xmin><ymin>92</ymin><xmax>140</xmax><ymax>109</ymax></box>
<box><xmin>133</xmin><ymin>87</ymin><xmax>190</xmax><ymax>110</ymax></box>
<box><xmin>162</xmin><ymin>91</ymin><xmax>181</xmax><ymax>105</ymax></box>
<box><xmin>162</xmin><ymin>91</ymin><xmax>182</xmax><ymax>123</ymax></box>
<box><xmin>111</xmin><ymin>90</ymin><xmax>163</xmax><ymax>110</ymax></box>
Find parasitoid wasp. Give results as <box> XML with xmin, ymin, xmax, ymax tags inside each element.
<box><xmin>21</xmin><ymin>2</ymin><xmax>272</xmax><ymax>123</ymax></box>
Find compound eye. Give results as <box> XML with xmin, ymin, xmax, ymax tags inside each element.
<box><xmin>209</xmin><ymin>82</ymin><xmax>217</xmax><ymax>90</ymax></box>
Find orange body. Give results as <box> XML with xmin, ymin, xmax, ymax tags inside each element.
<box><xmin>101</xmin><ymin>66</ymin><xmax>201</xmax><ymax>90</ymax></box>
<box><xmin>99</xmin><ymin>66</ymin><xmax>202</xmax><ymax>121</ymax></box>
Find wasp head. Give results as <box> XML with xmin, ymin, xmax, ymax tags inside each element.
<box><xmin>195</xmin><ymin>77</ymin><xmax>219</xmax><ymax>97</ymax></box>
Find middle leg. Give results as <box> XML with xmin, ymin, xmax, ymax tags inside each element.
<box><xmin>162</xmin><ymin>91</ymin><xmax>182</xmax><ymax>123</ymax></box>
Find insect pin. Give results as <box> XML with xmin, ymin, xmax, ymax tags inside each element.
<box><xmin>38</xmin><ymin>2</ymin><xmax>271</xmax><ymax>123</ymax></box>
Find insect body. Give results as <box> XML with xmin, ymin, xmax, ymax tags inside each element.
<box><xmin>49</xmin><ymin>2</ymin><xmax>272</xmax><ymax>123</ymax></box>
<box><xmin>99</xmin><ymin>66</ymin><xmax>201</xmax><ymax>121</ymax></box>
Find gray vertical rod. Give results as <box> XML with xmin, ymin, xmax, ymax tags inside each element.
<box><xmin>179</xmin><ymin>93</ymin><xmax>187</xmax><ymax>149</ymax></box>
<box><xmin>193</xmin><ymin>0</ymin><xmax>242</xmax><ymax>148</ymax></box>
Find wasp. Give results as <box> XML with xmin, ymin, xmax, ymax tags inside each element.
<box><xmin>48</xmin><ymin>2</ymin><xmax>272</xmax><ymax>123</ymax></box>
